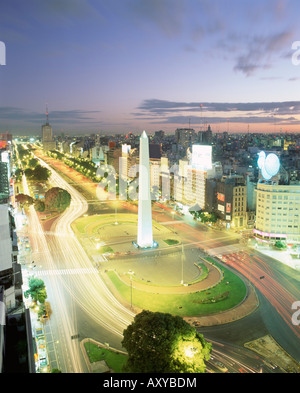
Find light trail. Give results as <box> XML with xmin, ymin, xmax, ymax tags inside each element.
<box><xmin>22</xmin><ymin>173</ymin><xmax>84</xmax><ymax>373</ymax></box>
<box><xmin>222</xmin><ymin>251</ymin><xmax>300</xmax><ymax>340</ymax></box>
<box><xmin>34</xmin><ymin>157</ymin><xmax>135</xmax><ymax>343</ymax></box>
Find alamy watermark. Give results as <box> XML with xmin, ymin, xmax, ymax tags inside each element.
<box><xmin>0</xmin><ymin>41</ymin><xmax>6</xmax><ymax>66</ymax></box>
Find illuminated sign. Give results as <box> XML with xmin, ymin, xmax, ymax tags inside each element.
<box><xmin>192</xmin><ymin>145</ymin><xmax>212</xmax><ymax>170</ymax></box>
<box><xmin>253</xmin><ymin>229</ymin><xmax>287</xmax><ymax>238</ymax></box>
<box><xmin>122</xmin><ymin>144</ymin><xmax>131</xmax><ymax>154</ymax></box>
<box><xmin>226</xmin><ymin>203</ymin><xmax>231</xmax><ymax>213</ymax></box>
<box><xmin>257</xmin><ymin>151</ymin><xmax>280</xmax><ymax>180</ymax></box>
<box><xmin>217</xmin><ymin>192</ymin><xmax>225</xmax><ymax>202</ymax></box>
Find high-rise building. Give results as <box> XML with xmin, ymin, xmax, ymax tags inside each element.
<box><xmin>0</xmin><ymin>162</ymin><xmax>9</xmax><ymax>202</ymax></box>
<box><xmin>175</xmin><ymin>128</ymin><xmax>196</xmax><ymax>147</ymax></box>
<box><xmin>41</xmin><ymin>108</ymin><xmax>56</xmax><ymax>152</ymax></box>
<box><xmin>254</xmin><ymin>182</ymin><xmax>300</xmax><ymax>244</ymax></box>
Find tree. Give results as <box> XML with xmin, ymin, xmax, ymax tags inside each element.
<box><xmin>24</xmin><ymin>277</ymin><xmax>47</xmax><ymax>304</ymax></box>
<box><xmin>35</xmin><ymin>199</ymin><xmax>45</xmax><ymax>212</ymax></box>
<box><xmin>15</xmin><ymin>193</ymin><xmax>34</xmax><ymax>207</ymax></box>
<box><xmin>30</xmin><ymin>165</ymin><xmax>51</xmax><ymax>181</ymax></box>
<box><xmin>122</xmin><ymin>310</ymin><xmax>212</xmax><ymax>373</ymax></box>
<box><xmin>14</xmin><ymin>168</ymin><xmax>23</xmax><ymax>181</ymax></box>
<box><xmin>28</xmin><ymin>157</ymin><xmax>38</xmax><ymax>168</ymax></box>
<box><xmin>274</xmin><ymin>240</ymin><xmax>287</xmax><ymax>249</ymax></box>
<box><xmin>45</xmin><ymin>187</ymin><xmax>71</xmax><ymax>212</ymax></box>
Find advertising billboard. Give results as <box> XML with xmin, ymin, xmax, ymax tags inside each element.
<box><xmin>192</xmin><ymin>145</ymin><xmax>212</xmax><ymax>170</ymax></box>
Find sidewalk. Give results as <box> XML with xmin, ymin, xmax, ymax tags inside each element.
<box><xmin>250</xmin><ymin>243</ymin><xmax>300</xmax><ymax>271</ymax></box>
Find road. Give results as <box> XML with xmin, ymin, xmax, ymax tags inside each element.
<box><xmin>219</xmin><ymin>250</ymin><xmax>300</xmax><ymax>361</ymax></box>
<box><xmin>22</xmin><ymin>150</ymin><xmax>300</xmax><ymax>372</ymax></box>
<box><xmin>23</xmin><ymin>158</ymin><xmax>134</xmax><ymax>372</ymax></box>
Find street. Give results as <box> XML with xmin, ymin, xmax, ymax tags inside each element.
<box><xmin>19</xmin><ymin>152</ymin><xmax>300</xmax><ymax>372</ymax></box>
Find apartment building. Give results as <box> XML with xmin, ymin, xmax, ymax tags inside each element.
<box><xmin>254</xmin><ymin>182</ymin><xmax>300</xmax><ymax>244</ymax></box>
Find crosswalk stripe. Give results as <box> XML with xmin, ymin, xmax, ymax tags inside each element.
<box><xmin>34</xmin><ymin>267</ymin><xmax>98</xmax><ymax>277</ymax></box>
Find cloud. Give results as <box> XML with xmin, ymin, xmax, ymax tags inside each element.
<box><xmin>137</xmin><ymin>99</ymin><xmax>300</xmax><ymax>114</ymax></box>
<box><xmin>134</xmin><ymin>99</ymin><xmax>300</xmax><ymax>126</ymax></box>
<box><xmin>0</xmin><ymin>107</ymin><xmax>101</xmax><ymax>125</ymax></box>
<box><xmin>148</xmin><ymin>115</ymin><xmax>300</xmax><ymax>126</ymax></box>
<box><xmin>232</xmin><ymin>30</ymin><xmax>295</xmax><ymax>76</ymax></box>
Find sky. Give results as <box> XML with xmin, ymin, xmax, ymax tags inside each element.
<box><xmin>1</xmin><ymin>0</ymin><xmax>300</xmax><ymax>136</ymax></box>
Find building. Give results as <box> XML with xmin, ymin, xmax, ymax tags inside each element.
<box><xmin>0</xmin><ymin>162</ymin><xmax>9</xmax><ymax>202</ymax></box>
<box><xmin>215</xmin><ymin>175</ymin><xmax>247</xmax><ymax>229</ymax></box>
<box><xmin>0</xmin><ymin>203</ymin><xmax>32</xmax><ymax>372</ymax></box>
<box><xmin>41</xmin><ymin>110</ymin><xmax>56</xmax><ymax>152</ymax></box>
<box><xmin>175</xmin><ymin>128</ymin><xmax>196</xmax><ymax>148</ymax></box>
<box><xmin>254</xmin><ymin>182</ymin><xmax>300</xmax><ymax>244</ymax></box>
<box><xmin>149</xmin><ymin>143</ymin><xmax>162</xmax><ymax>196</ymax></box>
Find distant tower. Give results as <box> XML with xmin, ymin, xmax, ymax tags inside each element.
<box><xmin>137</xmin><ymin>131</ymin><xmax>153</xmax><ymax>248</ymax></box>
<box><xmin>42</xmin><ymin>104</ymin><xmax>56</xmax><ymax>151</ymax></box>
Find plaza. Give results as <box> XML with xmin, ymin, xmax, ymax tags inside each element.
<box><xmin>71</xmin><ymin>212</ymin><xmax>255</xmax><ymax>322</ymax></box>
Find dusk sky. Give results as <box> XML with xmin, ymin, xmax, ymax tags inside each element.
<box><xmin>1</xmin><ymin>0</ymin><xmax>300</xmax><ymax>135</ymax></box>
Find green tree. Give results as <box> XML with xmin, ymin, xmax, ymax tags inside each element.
<box><xmin>24</xmin><ymin>277</ymin><xmax>47</xmax><ymax>304</ymax></box>
<box><xmin>31</xmin><ymin>165</ymin><xmax>51</xmax><ymax>181</ymax></box>
<box><xmin>122</xmin><ymin>310</ymin><xmax>211</xmax><ymax>373</ymax></box>
<box><xmin>274</xmin><ymin>240</ymin><xmax>287</xmax><ymax>249</ymax></box>
<box><xmin>15</xmin><ymin>193</ymin><xmax>34</xmax><ymax>207</ymax></box>
<box><xmin>28</xmin><ymin>157</ymin><xmax>38</xmax><ymax>168</ymax></box>
<box><xmin>24</xmin><ymin>168</ymin><xmax>34</xmax><ymax>179</ymax></box>
<box><xmin>51</xmin><ymin>368</ymin><xmax>62</xmax><ymax>373</ymax></box>
<box><xmin>35</xmin><ymin>199</ymin><xmax>45</xmax><ymax>212</ymax></box>
<box><xmin>45</xmin><ymin>187</ymin><xmax>71</xmax><ymax>212</ymax></box>
<box><xmin>14</xmin><ymin>168</ymin><xmax>23</xmax><ymax>181</ymax></box>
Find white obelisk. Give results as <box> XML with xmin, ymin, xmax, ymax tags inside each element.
<box><xmin>137</xmin><ymin>131</ymin><xmax>153</xmax><ymax>248</ymax></box>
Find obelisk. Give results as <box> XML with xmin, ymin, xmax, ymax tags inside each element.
<box><xmin>137</xmin><ymin>130</ymin><xmax>153</xmax><ymax>248</ymax></box>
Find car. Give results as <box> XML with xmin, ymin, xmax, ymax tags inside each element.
<box><xmin>215</xmin><ymin>361</ymin><xmax>228</xmax><ymax>373</ymax></box>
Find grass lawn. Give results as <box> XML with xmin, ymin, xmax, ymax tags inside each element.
<box><xmin>84</xmin><ymin>342</ymin><xmax>128</xmax><ymax>373</ymax></box>
<box><xmin>107</xmin><ymin>257</ymin><xmax>246</xmax><ymax>317</ymax></box>
<box><xmin>163</xmin><ymin>239</ymin><xmax>179</xmax><ymax>245</ymax></box>
<box><xmin>99</xmin><ymin>245</ymin><xmax>114</xmax><ymax>253</ymax></box>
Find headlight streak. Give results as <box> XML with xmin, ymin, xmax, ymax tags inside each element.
<box><xmin>35</xmin><ymin>157</ymin><xmax>135</xmax><ymax>338</ymax></box>
<box><xmin>22</xmin><ymin>174</ymin><xmax>84</xmax><ymax>373</ymax></box>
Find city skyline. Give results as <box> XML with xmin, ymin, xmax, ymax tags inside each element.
<box><xmin>1</xmin><ymin>0</ymin><xmax>300</xmax><ymax>135</ymax></box>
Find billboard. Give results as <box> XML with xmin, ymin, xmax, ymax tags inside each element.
<box><xmin>192</xmin><ymin>145</ymin><xmax>212</xmax><ymax>170</ymax></box>
<box><xmin>0</xmin><ymin>141</ymin><xmax>7</xmax><ymax>149</ymax></box>
<box><xmin>217</xmin><ymin>192</ymin><xmax>225</xmax><ymax>202</ymax></box>
<box><xmin>122</xmin><ymin>144</ymin><xmax>131</xmax><ymax>154</ymax></box>
<box><xmin>257</xmin><ymin>151</ymin><xmax>280</xmax><ymax>181</ymax></box>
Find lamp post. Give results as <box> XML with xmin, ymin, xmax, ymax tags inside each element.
<box><xmin>181</xmin><ymin>244</ymin><xmax>184</xmax><ymax>285</ymax></box>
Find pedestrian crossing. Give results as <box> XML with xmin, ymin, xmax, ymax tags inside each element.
<box><xmin>33</xmin><ymin>267</ymin><xmax>98</xmax><ymax>277</ymax></box>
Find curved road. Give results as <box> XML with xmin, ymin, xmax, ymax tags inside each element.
<box><xmin>26</xmin><ymin>151</ymin><xmax>299</xmax><ymax>372</ymax></box>
<box><xmin>29</xmin><ymin>157</ymin><xmax>134</xmax><ymax>372</ymax></box>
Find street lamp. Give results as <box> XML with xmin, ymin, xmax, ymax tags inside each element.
<box><xmin>181</xmin><ymin>244</ymin><xmax>184</xmax><ymax>285</ymax></box>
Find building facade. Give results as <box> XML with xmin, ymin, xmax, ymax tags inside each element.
<box><xmin>216</xmin><ymin>175</ymin><xmax>247</xmax><ymax>229</ymax></box>
<box><xmin>254</xmin><ymin>182</ymin><xmax>300</xmax><ymax>244</ymax></box>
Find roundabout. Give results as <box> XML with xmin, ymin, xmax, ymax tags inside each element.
<box><xmin>72</xmin><ymin>213</ymin><xmax>258</xmax><ymax>324</ymax></box>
